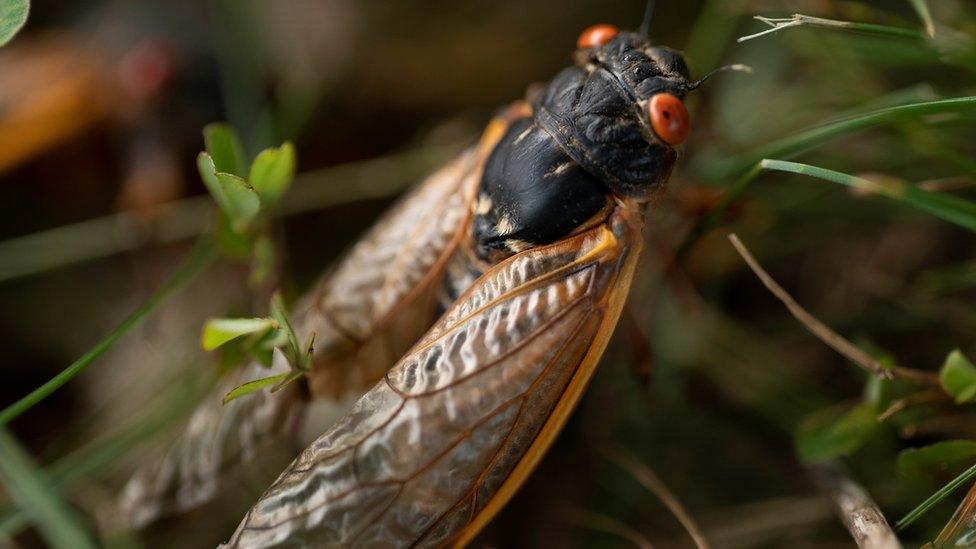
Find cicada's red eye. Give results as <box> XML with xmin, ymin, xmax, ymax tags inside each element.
<box><xmin>577</xmin><ymin>24</ymin><xmax>619</xmax><ymax>49</ymax></box>
<box><xmin>648</xmin><ymin>93</ymin><xmax>690</xmax><ymax>146</ymax></box>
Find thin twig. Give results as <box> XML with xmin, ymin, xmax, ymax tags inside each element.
<box><xmin>876</xmin><ymin>389</ymin><xmax>948</xmax><ymax>422</ymax></box>
<box><xmin>810</xmin><ymin>462</ymin><xmax>901</xmax><ymax>548</ymax></box>
<box><xmin>727</xmin><ymin>234</ymin><xmax>939</xmax><ymax>386</ymax></box>
<box><xmin>570</xmin><ymin>508</ymin><xmax>654</xmax><ymax>549</ymax></box>
<box><xmin>602</xmin><ymin>447</ymin><xmax>710</xmax><ymax>549</ymax></box>
<box><xmin>738</xmin><ymin>14</ymin><xmax>922</xmax><ymax>43</ymax></box>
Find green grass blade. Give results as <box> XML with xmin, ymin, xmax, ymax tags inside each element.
<box><xmin>0</xmin><ymin>370</ymin><xmax>210</xmax><ymax>538</ymax></box>
<box><xmin>896</xmin><ymin>462</ymin><xmax>976</xmax><ymax>531</ymax></box>
<box><xmin>223</xmin><ymin>372</ymin><xmax>290</xmax><ymax>404</ymax></box>
<box><xmin>907</xmin><ymin>0</ymin><xmax>936</xmax><ymax>37</ymax></box>
<box><xmin>0</xmin><ymin>238</ymin><xmax>217</xmax><ymax>425</ymax></box>
<box><xmin>0</xmin><ymin>429</ymin><xmax>95</xmax><ymax>549</ymax></box>
<box><xmin>716</xmin><ymin>96</ymin><xmax>976</xmax><ymax>179</ymax></box>
<box><xmin>760</xmin><ymin>159</ymin><xmax>976</xmax><ymax>232</ymax></box>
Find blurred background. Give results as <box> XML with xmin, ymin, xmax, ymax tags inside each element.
<box><xmin>0</xmin><ymin>0</ymin><xmax>975</xmax><ymax>547</ymax></box>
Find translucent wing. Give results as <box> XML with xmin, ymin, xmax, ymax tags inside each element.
<box><xmin>119</xmin><ymin>112</ymin><xmax>520</xmax><ymax>528</ymax></box>
<box><xmin>224</xmin><ymin>206</ymin><xmax>643</xmax><ymax>547</ymax></box>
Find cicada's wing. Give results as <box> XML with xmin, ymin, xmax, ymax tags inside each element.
<box><xmin>119</xmin><ymin>109</ymin><xmax>523</xmax><ymax>528</ymax></box>
<box><xmin>224</xmin><ymin>206</ymin><xmax>643</xmax><ymax>547</ymax></box>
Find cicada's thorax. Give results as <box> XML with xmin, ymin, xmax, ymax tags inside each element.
<box><xmin>470</xmin><ymin>113</ymin><xmax>613</xmax><ymax>263</ymax></box>
<box><xmin>441</xmin><ymin>33</ymin><xmax>689</xmax><ymax>307</ymax></box>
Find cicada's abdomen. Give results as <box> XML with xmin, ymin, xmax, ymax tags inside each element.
<box><xmin>472</xmin><ymin>116</ymin><xmax>612</xmax><ymax>263</ymax></box>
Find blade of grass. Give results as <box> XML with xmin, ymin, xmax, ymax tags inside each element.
<box><xmin>0</xmin><ymin>429</ymin><xmax>95</xmax><ymax>549</ymax></box>
<box><xmin>603</xmin><ymin>447</ymin><xmax>710</xmax><ymax>549</ymax></box>
<box><xmin>0</xmin><ymin>391</ymin><xmax>198</xmax><ymax>537</ymax></box>
<box><xmin>906</xmin><ymin>0</ymin><xmax>936</xmax><ymax>38</ymax></box>
<box><xmin>760</xmin><ymin>160</ymin><xmax>976</xmax><ymax>232</ymax></box>
<box><xmin>895</xmin><ymin>462</ymin><xmax>976</xmax><ymax>531</ymax></box>
<box><xmin>715</xmin><ymin>96</ymin><xmax>976</xmax><ymax>179</ymax></box>
<box><xmin>0</xmin><ymin>237</ymin><xmax>217</xmax><ymax>425</ymax></box>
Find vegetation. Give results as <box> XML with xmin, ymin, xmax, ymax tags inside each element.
<box><xmin>0</xmin><ymin>0</ymin><xmax>974</xmax><ymax>546</ymax></box>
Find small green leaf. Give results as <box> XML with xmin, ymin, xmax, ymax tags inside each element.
<box><xmin>249</xmin><ymin>142</ymin><xmax>296</xmax><ymax>206</ymax></box>
<box><xmin>760</xmin><ymin>160</ymin><xmax>976</xmax><ymax>233</ymax></box>
<box><xmin>271</xmin><ymin>370</ymin><xmax>305</xmax><ymax>393</ymax></box>
<box><xmin>203</xmin><ymin>123</ymin><xmax>247</xmax><ymax>177</ymax></box>
<box><xmin>201</xmin><ymin>317</ymin><xmax>275</xmax><ymax>351</ymax></box>
<box><xmin>199</xmin><ymin>155</ymin><xmax>259</xmax><ymax>230</ymax></box>
<box><xmin>270</xmin><ymin>292</ymin><xmax>304</xmax><ymax>369</ymax></box>
<box><xmin>795</xmin><ymin>403</ymin><xmax>879</xmax><ymax>463</ymax></box>
<box><xmin>0</xmin><ymin>0</ymin><xmax>29</xmax><ymax>47</ymax></box>
<box><xmin>222</xmin><ymin>372</ymin><xmax>291</xmax><ymax>404</ymax></box>
<box><xmin>216</xmin><ymin>173</ymin><xmax>260</xmax><ymax>229</ymax></box>
<box><xmin>248</xmin><ymin>327</ymin><xmax>288</xmax><ymax>367</ymax></box>
<box><xmin>899</xmin><ymin>440</ymin><xmax>976</xmax><ymax>477</ymax></box>
<box><xmin>939</xmin><ymin>350</ymin><xmax>976</xmax><ymax>404</ymax></box>
<box><xmin>197</xmin><ymin>152</ymin><xmax>226</xmax><ymax>208</ymax></box>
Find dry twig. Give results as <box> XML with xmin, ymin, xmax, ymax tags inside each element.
<box><xmin>810</xmin><ymin>462</ymin><xmax>901</xmax><ymax>548</ymax></box>
<box><xmin>570</xmin><ymin>508</ymin><xmax>655</xmax><ymax>549</ymax></box>
<box><xmin>602</xmin><ymin>447</ymin><xmax>710</xmax><ymax>549</ymax></box>
<box><xmin>727</xmin><ymin>234</ymin><xmax>939</xmax><ymax>386</ymax></box>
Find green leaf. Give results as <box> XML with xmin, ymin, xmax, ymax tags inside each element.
<box><xmin>201</xmin><ymin>317</ymin><xmax>275</xmax><ymax>351</ymax></box>
<box><xmin>270</xmin><ymin>292</ymin><xmax>304</xmax><ymax>369</ymax></box>
<box><xmin>222</xmin><ymin>372</ymin><xmax>292</xmax><ymax>404</ymax></box>
<box><xmin>249</xmin><ymin>142</ymin><xmax>296</xmax><ymax>206</ymax></box>
<box><xmin>216</xmin><ymin>173</ymin><xmax>261</xmax><ymax>229</ymax></box>
<box><xmin>199</xmin><ymin>153</ymin><xmax>260</xmax><ymax>230</ymax></box>
<box><xmin>0</xmin><ymin>0</ymin><xmax>28</xmax><ymax>47</ymax></box>
<box><xmin>0</xmin><ymin>429</ymin><xmax>95</xmax><ymax>549</ymax></box>
<box><xmin>197</xmin><ymin>152</ymin><xmax>225</xmax><ymax>207</ymax></box>
<box><xmin>203</xmin><ymin>123</ymin><xmax>247</xmax><ymax>177</ymax></box>
<box><xmin>795</xmin><ymin>403</ymin><xmax>879</xmax><ymax>463</ymax></box>
<box><xmin>899</xmin><ymin>441</ymin><xmax>976</xmax><ymax>477</ymax></box>
<box><xmin>760</xmin><ymin>160</ymin><xmax>976</xmax><ymax>233</ymax></box>
<box><xmin>271</xmin><ymin>370</ymin><xmax>305</xmax><ymax>393</ymax></box>
<box><xmin>939</xmin><ymin>350</ymin><xmax>976</xmax><ymax>404</ymax></box>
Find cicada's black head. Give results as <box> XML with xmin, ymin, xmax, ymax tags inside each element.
<box><xmin>532</xmin><ymin>25</ymin><xmax>698</xmax><ymax>201</ymax></box>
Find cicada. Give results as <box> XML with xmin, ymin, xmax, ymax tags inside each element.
<box><xmin>121</xmin><ymin>13</ymin><xmax>730</xmax><ymax>547</ymax></box>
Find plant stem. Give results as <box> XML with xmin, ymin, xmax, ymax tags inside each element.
<box><xmin>0</xmin><ymin>238</ymin><xmax>217</xmax><ymax>426</ymax></box>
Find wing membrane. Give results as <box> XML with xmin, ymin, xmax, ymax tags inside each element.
<box><xmin>119</xmin><ymin>111</ymin><xmax>522</xmax><ymax>528</ymax></box>
<box><xmin>225</xmin><ymin>207</ymin><xmax>643</xmax><ymax>547</ymax></box>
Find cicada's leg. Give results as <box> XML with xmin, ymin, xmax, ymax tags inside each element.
<box><xmin>118</xmin><ymin>105</ymin><xmax>527</xmax><ymax>528</ymax></box>
<box><xmin>224</xmin><ymin>204</ymin><xmax>644</xmax><ymax>548</ymax></box>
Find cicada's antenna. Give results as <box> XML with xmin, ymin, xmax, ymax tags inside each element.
<box><xmin>685</xmin><ymin>63</ymin><xmax>753</xmax><ymax>90</ymax></box>
<box><xmin>638</xmin><ymin>0</ymin><xmax>656</xmax><ymax>40</ymax></box>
